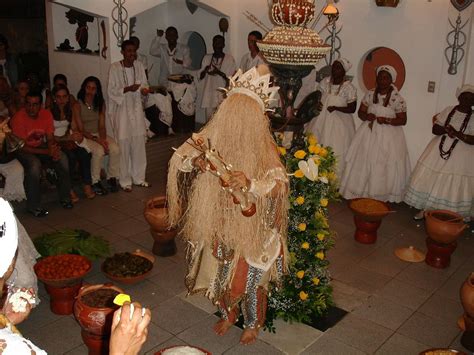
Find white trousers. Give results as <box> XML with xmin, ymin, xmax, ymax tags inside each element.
<box><xmin>86</xmin><ymin>136</ymin><xmax>120</xmax><ymax>183</ymax></box>
<box><xmin>118</xmin><ymin>135</ymin><xmax>147</xmax><ymax>187</ymax></box>
<box><xmin>0</xmin><ymin>159</ymin><xmax>26</xmax><ymax>201</ymax></box>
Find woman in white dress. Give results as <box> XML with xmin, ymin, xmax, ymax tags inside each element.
<box><xmin>306</xmin><ymin>58</ymin><xmax>357</xmax><ymax>176</ymax></box>
<box><xmin>405</xmin><ymin>85</ymin><xmax>474</xmax><ymax>220</ymax></box>
<box><xmin>340</xmin><ymin>65</ymin><xmax>410</xmax><ymax>202</ymax></box>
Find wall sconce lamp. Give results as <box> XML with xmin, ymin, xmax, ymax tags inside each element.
<box><xmin>322</xmin><ymin>1</ymin><xmax>341</xmax><ymax>66</ymax></box>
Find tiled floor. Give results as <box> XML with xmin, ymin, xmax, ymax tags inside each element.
<box><xmin>13</xmin><ymin>134</ymin><xmax>473</xmax><ymax>354</ymax></box>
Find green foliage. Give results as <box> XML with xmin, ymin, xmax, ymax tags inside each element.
<box><xmin>265</xmin><ymin>133</ymin><xmax>338</xmax><ymax>331</ymax></box>
<box><xmin>34</xmin><ymin>229</ymin><xmax>110</xmax><ymax>260</ymax></box>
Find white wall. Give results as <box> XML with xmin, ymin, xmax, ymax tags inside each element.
<box><xmin>46</xmin><ymin>0</ymin><xmax>473</xmax><ymax>165</ymax></box>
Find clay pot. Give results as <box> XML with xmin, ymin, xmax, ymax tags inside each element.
<box><xmin>144</xmin><ymin>196</ymin><xmax>178</xmax><ymax>257</ymax></box>
<box><xmin>425</xmin><ymin>237</ymin><xmax>457</xmax><ymax>269</ymax></box>
<box><xmin>425</xmin><ymin>210</ymin><xmax>467</xmax><ymax>244</ymax></box>
<box><xmin>375</xmin><ymin>0</ymin><xmax>400</xmax><ymax>6</ymax></box>
<box><xmin>461</xmin><ymin>272</ymin><xmax>474</xmax><ymax>318</ymax></box>
<box><xmin>353</xmin><ymin>215</ymin><xmax>381</xmax><ymax>244</ymax></box>
<box><xmin>45</xmin><ymin>283</ymin><xmax>83</xmax><ymax>315</ymax></box>
<box><xmin>271</xmin><ymin>0</ymin><xmax>315</xmax><ymax>27</ymax></box>
<box><xmin>74</xmin><ymin>284</ymin><xmax>124</xmax><ymax>355</ymax></box>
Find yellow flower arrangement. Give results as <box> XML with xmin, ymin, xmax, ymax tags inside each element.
<box><xmin>298</xmin><ymin>223</ymin><xmax>307</xmax><ymax>231</ymax></box>
<box><xmin>328</xmin><ymin>171</ymin><xmax>337</xmax><ymax>182</ymax></box>
<box><xmin>296</xmin><ymin>270</ymin><xmax>305</xmax><ymax>279</ymax></box>
<box><xmin>319</xmin><ymin>148</ymin><xmax>328</xmax><ymax>158</ymax></box>
<box><xmin>294</xmin><ymin>169</ymin><xmax>304</xmax><ymax>178</ymax></box>
<box><xmin>294</xmin><ymin>150</ymin><xmax>307</xmax><ymax>159</ymax></box>
<box><xmin>320</xmin><ymin>198</ymin><xmax>329</xmax><ymax>207</ymax></box>
<box><xmin>308</xmin><ymin>135</ymin><xmax>317</xmax><ymax>145</ymax></box>
<box><xmin>316</xmin><ymin>251</ymin><xmax>325</xmax><ymax>260</ymax></box>
<box><xmin>299</xmin><ymin>291</ymin><xmax>309</xmax><ymax>301</ymax></box>
<box><xmin>278</xmin><ymin>146</ymin><xmax>287</xmax><ymax>156</ymax></box>
<box><xmin>313</xmin><ymin>157</ymin><xmax>321</xmax><ymax>166</ymax></box>
<box><xmin>301</xmin><ymin>242</ymin><xmax>310</xmax><ymax>249</ymax></box>
<box><xmin>308</xmin><ymin>145</ymin><xmax>317</xmax><ymax>154</ymax></box>
<box><xmin>317</xmin><ymin>233</ymin><xmax>325</xmax><ymax>241</ymax></box>
<box><xmin>295</xmin><ymin>196</ymin><xmax>305</xmax><ymax>205</ymax></box>
<box><xmin>312</xmin><ymin>277</ymin><xmax>320</xmax><ymax>285</ymax></box>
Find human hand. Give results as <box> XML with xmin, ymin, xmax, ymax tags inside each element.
<box><xmin>3</xmin><ymin>288</ymin><xmax>35</xmax><ymax>325</ymax></box>
<box><xmin>98</xmin><ymin>138</ymin><xmax>109</xmax><ymax>153</ymax></box>
<box><xmin>316</xmin><ymin>102</ymin><xmax>323</xmax><ymax>111</ymax></box>
<box><xmin>49</xmin><ymin>143</ymin><xmax>61</xmax><ymax>161</ymax></box>
<box><xmin>229</xmin><ymin>171</ymin><xmax>250</xmax><ymax>192</ymax></box>
<box><xmin>126</xmin><ymin>84</ymin><xmax>141</xmax><ymax>93</ymax></box>
<box><xmin>367</xmin><ymin>113</ymin><xmax>376</xmax><ymax>122</ymax></box>
<box><xmin>109</xmin><ymin>302</ymin><xmax>151</xmax><ymax>355</ymax></box>
<box><xmin>173</xmin><ymin>58</ymin><xmax>183</xmax><ymax>65</ymax></box>
<box><xmin>445</xmin><ymin>125</ymin><xmax>456</xmax><ymax>138</ymax></box>
<box><xmin>327</xmin><ymin>106</ymin><xmax>337</xmax><ymax>113</ymax></box>
<box><xmin>70</xmin><ymin>131</ymin><xmax>83</xmax><ymax>143</ymax></box>
<box><xmin>192</xmin><ymin>155</ymin><xmax>207</xmax><ymax>172</ymax></box>
<box><xmin>140</xmin><ymin>87</ymin><xmax>150</xmax><ymax>96</ymax></box>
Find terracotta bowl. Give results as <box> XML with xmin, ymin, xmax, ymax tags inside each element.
<box><xmin>419</xmin><ymin>348</ymin><xmax>466</xmax><ymax>355</ymax></box>
<box><xmin>348</xmin><ymin>198</ymin><xmax>392</xmax><ymax>222</ymax></box>
<box><xmin>154</xmin><ymin>345</ymin><xmax>211</xmax><ymax>355</ymax></box>
<box><xmin>102</xmin><ymin>250</ymin><xmax>155</xmax><ymax>285</ymax></box>
<box><xmin>425</xmin><ymin>210</ymin><xmax>467</xmax><ymax>244</ymax></box>
<box><xmin>34</xmin><ymin>254</ymin><xmax>92</xmax><ymax>288</ymax></box>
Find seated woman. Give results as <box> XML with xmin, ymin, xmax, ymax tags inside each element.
<box><xmin>8</xmin><ymin>79</ymin><xmax>29</xmax><ymax>116</ymax></box>
<box><xmin>340</xmin><ymin>65</ymin><xmax>410</xmax><ymax>202</ymax></box>
<box><xmin>51</xmin><ymin>85</ymin><xmax>95</xmax><ymax>201</ymax></box>
<box><xmin>44</xmin><ymin>73</ymin><xmax>76</xmax><ymax>109</ymax></box>
<box><xmin>305</xmin><ymin>58</ymin><xmax>357</xmax><ymax>177</ymax></box>
<box><xmin>0</xmin><ymin>117</ymin><xmax>26</xmax><ymax>202</ymax></box>
<box><xmin>405</xmin><ymin>85</ymin><xmax>474</xmax><ymax>221</ymax></box>
<box><xmin>75</xmin><ymin>76</ymin><xmax>120</xmax><ymax>194</ymax></box>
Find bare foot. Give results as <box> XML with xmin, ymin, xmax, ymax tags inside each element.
<box><xmin>213</xmin><ymin>319</ymin><xmax>233</xmax><ymax>336</ymax></box>
<box><xmin>240</xmin><ymin>328</ymin><xmax>258</xmax><ymax>345</ymax></box>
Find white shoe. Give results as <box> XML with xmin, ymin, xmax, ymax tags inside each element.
<box><xmin>413</xmin><ymin>210</ymin><xmax>425</xmax><ymax>220</ymax></box>
<box><xmin>168</xmin><ymin>127</ymin><xmax>175</xmax><ymax>136</ymax></box>
<box><xmin>146</xmin><ymin>129</ymin><xmax>155</xmax><ymax>139</ymax></box>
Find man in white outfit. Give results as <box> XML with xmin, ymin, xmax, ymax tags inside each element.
<box><xmin>149</xmin><ymin>27</ymin><xmax>192</xmax><ymax>88</ymax></box>
<box><xmin>107</xmin><ymin>40</ymin><xmax>150</xmax><ymax>192</ymax></box>
<box><xmin>200</xmin><ymin>35</ymin><xmax>237</xmax><ymax>121</ymax></box>
<box><xmin>239</xmin><ymin>31</ymin><xmax>265</xmax><ymax>72</ymax></box>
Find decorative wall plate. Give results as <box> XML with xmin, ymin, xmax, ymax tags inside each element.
<box><xmin>450</xmin><ymin>0</ymin><xmax>472</xmax><ymax>12</ymax></box>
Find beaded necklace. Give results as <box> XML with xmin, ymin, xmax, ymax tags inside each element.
<box><xmin>211</xmin><ymin>55</ymin><xmax>224</xmax><ymax>71</ymax></box>
<box><xmin>121</xmin><ymin>60</ymin><xmax>135</xmax><ymax>86</ymax></box>
<box><xmin>439</xmin><ymin>106</ymin><xmax>472</xmax><ymax>160</ymax></box>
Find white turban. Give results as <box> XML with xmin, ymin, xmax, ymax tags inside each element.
<box><xmin>456</xmin><ymin>84</ymin><xmax>474</xmax><ymax>98</ymax></box>
<box><xmin>334</xmin><ymin>58</ymin><xmax>352</xmax><ymax>73</ymax></box>
<box><xmin>376</xmin><ymin>65</ymin><xmax>397</xmax><ymax>82</ymax></box>
<box><xmin>0</xmin><ymin>198</ymin><xmax>18</xmax><ymax>278</ymax></box>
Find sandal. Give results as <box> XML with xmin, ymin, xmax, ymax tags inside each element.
<box><xmin>122</xmin><ymin>185</ymin><xmax>132</xmax><ymax>192</ymax></box>
<box><xmin>70</xmin><ymin>190</ymin><xmax>80</xmax><ymax>204</ymax></box>
<box><xmin>29</xmin><ymin>207</ymin><xmax>49</xmax><ymax>218</ymax></box>
<box><xmin>83</xmin><ymin>185</ymin><xmax>96</xmax><ymax>199</ymax></box>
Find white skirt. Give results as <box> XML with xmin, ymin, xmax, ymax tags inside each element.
<box><xmin>404</xmin><ymin>136</ymin><xmax>474</xmax><ymax>217</ymax></box>
<box><xmin>0</xmin><ymin>159</ymin><xmax>26</xmax><ymax>202</ymax></box>
<box><xmin>340</xmin><ymin>105</ymin><xmax>411</xmax><ymax>203</ymax></box>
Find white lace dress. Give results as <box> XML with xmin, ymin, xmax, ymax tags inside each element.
<box><xmin>340</xmin><ymin>86</ymin><xmax>411</xmax><ymax>202</ymax></box>
<box><xmin>404</xmin><ymin>106</ymin><xmax>473</xmax><ymax>217</ymax></box>
<box><xmin>306</xmin><ymin>77</ymin><xmax>357</xmax><ymax>176</ymax></box>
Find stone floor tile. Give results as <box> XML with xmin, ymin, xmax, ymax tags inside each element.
<box><xmin>259</xmin><ymin>319</ymin><xmax>323</xmax><ymax>355</ymax></box>
<box><xmin>129</xmin><ymin>229</ymin><xmax>154</xmax><ymax>250</ymax></box>
<box><xmin>328</xmin><ymin>314</ymin><xmax>393</xmax><ymax>354</ymax></box>
<box><xmin>92</xmin><ymin>227</ymin><xmax>124</xmax><ymax>245</ymax></box>
<box><xmin>23</xmin><ymin>316</ymin><xmax>83</xmax><ymax>354</ymax></box>
<box><xmin>332</xmin><ymin>264</ymin><xmax>391</xmax><ymax>294</ymax></box>
<box><xmin>141</xmin><ymin>322</ymin><xmax>174</xmax><ymax>353</ymax></box>
<box><xmin>374</xmin><ymin>332</ymin><xmax>429</xmax><ymax>354</ymax></box>
<box><xmin>151</xmin><ymin>296</ymin><xmax>211</xmax><ymax>335</ymax></box>
<box><xmin>18</xmin><ymin>299</ymin><xmax>67</xmax><ymax>334</ymax></box>
<box><xmin>358</xmin><ymin>242</ymin><xmax>410</xmax><ymax>278</ymax></box>
<box><xmin>375</xmin><ymin>279</ymin><xmax>431</xmax><ymax>310</ymax></box>
<box><xmin>110</xmin><ymin>237</ymin><xmax>148</xmax><ymax>254</ymax></box>
<box><xmin>395</xmin><ymin>262</ymin><xmax>451</xmax><ymax>292</ymax></box>
<box><xmin>398</xmin><ymin>312</ymin><xmax>460</xmax><ymax>348</ymax></box>
<box><xmin>332</xmin><ymin>281</ymin><xmax>370</xmax><ymax>312</ymax></box>
<box><xmin>148</xmin><ymin>261</ymin><xmax>187</xmax><ymax>296</ymax></box>
<box><xmin>178</xmin><ymin>291</ymin><xmax>218</xmax><ymax>314</ymax></box>
<box><xmin>65</xmin><ymin>344</ymin><xmax>88</xmax><ymax>354</ymax></box>
<box><xmin>352</xmin><ymin>295</ymin><xmax>414</xmax><ymax>330</ymax></box>
<box><xmin>40</xmin><ymin>208</ymin><xmax>83</xmax><ymax>227</ymax></box>
<box><xmin>176</xmin><ymin>315</ymin><xmax>241</xmax><ymax>354</ymax></box>
<box><xmin>83</xmin><ymin>206</ymin><xmax>130</xmax><ymax>227</ymax></box>
<box><xmin>111</xmin><ymin>198</ymin><xmax>147</xmax><ymax>217</ymax></box>
<box><xmin>301</xmin><ymin>333</ymin><xmax>367</xmax><ymax>355</ymax></box>
<box><xmin>436</xmin><ymin>267</ymin><xmax>472</xmax><ymax>301</ymax></box>
<box><xmin>106</xmin><ymin>217</ymin><xmax>150</xmax><ymax>238</ymax></box>
<box><xmin>224</xmin><ymin>340</ymin><xmax>283</xmax><ymax>354</ymax></box>
<box><xmin>145</xmin><ymin>337</ymin><xmax>188</xmax><ymax>354</ymax></box>
<box><xmin>124</xmin><ymin>279</ymin><xmax>175</xmax><ymax>308</ymax></box>
<box><xmin>418</xmin><ymin>294</ymin><xmax>464</xmax><ymax>325</ymax></box>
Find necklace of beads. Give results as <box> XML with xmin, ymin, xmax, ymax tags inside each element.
<box><xmin>439</xmin><ymin>106</ymin><xmax>471</xmax><ymax>160</ymax></box>
<box><xmin>121</xmin><ymin>60</ymin><xmax>135</xmax><ymax>86</ymax></box>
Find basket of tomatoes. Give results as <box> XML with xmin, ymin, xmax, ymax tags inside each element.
<box><xmin>34</xmin><ymin>254</ymin><xmax>92</xmax><ymax>288</ymax></box>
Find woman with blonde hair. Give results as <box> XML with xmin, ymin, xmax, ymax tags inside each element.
<box><xmin>168</xmin><ymin>65</ymin><xmax>288</xmax><ymax>345</ymax></box>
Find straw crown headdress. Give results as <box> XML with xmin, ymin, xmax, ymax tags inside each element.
<box><xmin>221</xmin><ymin>67</ymin><xmax>280</xmax><ymax>112</ymax></box>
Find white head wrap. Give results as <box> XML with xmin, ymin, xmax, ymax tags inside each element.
<box><xmin>334</xmin><ymin>58</ymin><xmax>352</xmax><ymax>73</ymax></box>
<box><xmin>456</xmin><ymin>84</ymin><xmax>474</xmax><ymax>98</ymax></box>
<box><xmin>376</xmin><ymin>65</ymin><xmax>397</xmax><ymax>82</ymax></box>
<box><xmin>0</xmin><ymin>198</ymin><xmax>18</xmax><ymax>278</ymax></box>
